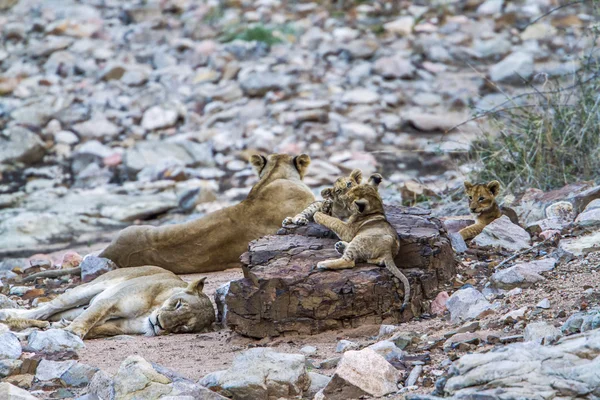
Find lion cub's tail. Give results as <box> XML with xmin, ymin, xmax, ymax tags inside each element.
<box><xmin>384</xmin><ymin>257</ymin><xmax>410</xmax><ymax>312</ymax></box>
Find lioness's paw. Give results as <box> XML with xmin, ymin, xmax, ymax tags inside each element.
<box><xmin>334</xmin><ymin>241</ymin><xmax>347</xmax><ymax>255</ymax></box>
<box><xmin>64</xmin><ymin>325</ymin><xmax>86</xmax><ymax>338</ymax></box>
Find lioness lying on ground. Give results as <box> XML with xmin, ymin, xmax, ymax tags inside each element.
<box><xmin>282</xmin><ymin>169</ymin><xmax>362</xmax><ymax>226</ymax></box>
<box><xmin>99</xmin><ymin>153</ymin><xmax>315</xmax><ymax>273</ymax></box>
<box><xmin>0</xmin><ymin>266</ymin><xmax>215</xmax><ymax>339</ymax></box>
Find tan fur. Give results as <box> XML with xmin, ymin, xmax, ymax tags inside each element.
<box><xmin>459</xmin><ymin>180</ymin><xmax>502</xmax><ymax>240</ymax></box>
<box><xmin>0</xmin><ymin>266</ymin><xmax>215</xmax><ymax>339</ymax></box>
<box><xmin>282</xmin><ymin>169</ymin><xmax>363</xmax><ymax>226</ymax></box>
<box><xmin>313</xmin><ymin>174</ymin><xmax>411</xmax><ymax>311</ymax></box>
<box><xmin>99</xmin><ymin>154</ymin><xmax>315</xmax><ymax>273</ymax></box>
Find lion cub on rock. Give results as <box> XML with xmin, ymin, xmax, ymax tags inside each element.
<box><xmin>459</xmin><ymin>180</ymin><xmax>502</xmax><ymax>240</ymax></box>
<box><xmin>282</xmin><ymin>169</ymin><xmax>363</xmax><ymax>226</ymax></box>
<box><xmin>99</xmin><ymin>154</ymin><xmax>315</xmax><ymax>273</ymax></box>
<box><xmin>313</xmin><ymin>174</ymin><xmax>411</xmax><ymax>311</ymax></box>
<box><xmin>0</xmin><ymin>266</ymin><xmax>215</xmax><ymax>339</ymax></box>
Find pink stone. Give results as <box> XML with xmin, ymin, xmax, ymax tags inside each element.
<box><xmin>103</xmin><ymin>153</ymin><xmax>122</xmax><ymax>167</ymax></box>
<box><xmin>61</xmin><ymin>251</ymin><xmax>83</xmax><ymax>269</ymax></box>
<box><xmin>539</xmin><ymin>230</ymin><xmax>561</xmax><ymax>241</ymax></box>
<box><xmin>431</xmin><ymin>291</ymin><xmax>449</xmax><ymax>315</ymax></box>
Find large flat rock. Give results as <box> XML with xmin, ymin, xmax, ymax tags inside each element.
<box><xmin>226</xmin><ymin>205</ymin><xmax>456</xmax><ymax>338</ymax></box>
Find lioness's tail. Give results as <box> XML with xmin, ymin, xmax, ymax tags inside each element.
<box><xmin>384</xmin><ymin>257</ymin><xmax>410</xmax><ymax>311</ymax></box>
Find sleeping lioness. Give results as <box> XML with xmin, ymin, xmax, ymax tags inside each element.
<box><xmin>0</xmin><ymin>266</ymin><xmax>215</xmax><ymax>339</ymax></box>
<box><xmin>98</xmin><ymin>153</ymin><xmax>315</xmax><ymax>273</ymax></box>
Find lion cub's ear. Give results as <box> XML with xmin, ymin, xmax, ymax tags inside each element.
<box><xmin>293</xmin><ymin>154</ymin><xmax>311</xmax><ymax>179</ymax></box>
<box><xmin>350</xmin><ymin>169</ymin><xmax>362</xmax><ymax>184</ymax></box>
<box><xmin>487</xmin><ymin>180</ymin><xmax>501</xmax><ymax>196</ymax></box>
<box><xmin>186</xmin><ymin>277</ymin><xmax>207</xmax><ymax>295</ymax></box>
<box><xmin>321</xmin><ymin>188</ymin><xmax>333</xmax><ymax>199</ymax></box>
<box><xmin>354</xmin><ymin>199</ymin><xmax>368</xmax><ymax>214</ymax></box>
<box><xmin>250</xmin><ymin>154</ymin><xmax>267</xmax><ymax>176</ymax></box>
<box><xmin>368</xmin><ymin>173</ymin><xmax>383</xmax><ymax>188</ymax></box>
<box><xmin>464</xmin><ymin>181</ymin><xmax>473</xmax><ymax>192</ymax></box>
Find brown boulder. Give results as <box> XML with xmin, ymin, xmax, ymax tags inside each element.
<box><xmin>225</xmin><ymin>206</ymin><xmax>456</xmax><ymax>338</ymax></box>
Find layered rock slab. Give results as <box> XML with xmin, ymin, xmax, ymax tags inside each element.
<box><xmin>225</xmin><ymin>205</ymin><xmax>456</xmax><ymax>338</ymax></box>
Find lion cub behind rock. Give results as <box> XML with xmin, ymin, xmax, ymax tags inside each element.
<box><xmin>459</xmin><ymin>180</ymin><xmax>502</xmax><ymax>240</ymax></box>
<box><xmin>282</xmin><ymin>169</ymin><xmax>363</xmax><ymax>226</ymax></box>
<box><xmin>313</xmin><ymin>174</ymin><xmax>411</xmax><ymax>311</ymax></box>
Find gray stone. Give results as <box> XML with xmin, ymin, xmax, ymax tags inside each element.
<box><xmin>341</xmin><ymin>89</ymin><xmax>379</xmax><ymax>105</ymax></box>
<box><xmin>0</xmin><ymin>359</ymin><xmax>22</xmax><ymax>378</ymax></box>
<box><xmin>72</xmin><ymin>117</ymin><xmax>121</xmax><ymax>139</ymax></box>
<box><xmin>113</xmin><ymin>356</ymin><xmax>172</xmax><ymax>399</ymax></box>
<box><xmin>477</xmin><ymin>0</ymin><xmax>503</xmax><ymax>15</ymax></box>
<box><xmin>88</xmin><ymin>370</ymin><xmax>115</xmax><ymax>400</ymax></box>
<box><xmin>473</xmin><ymin>216</ymin><xmax>531</xmax><ymax>251</ymax></box>
<box><xmin>368</xmin><ymin>340</ymin><xmax>404</xmax><ymax>365</ymax></box>
<box><xmin>340</xmin><ymin>122</ymin><xmax>377</xmax><ymax>140</ymax></box>
<box><xmin>490</xmin><ymin>258</ymin><xmax>556</xmax><ymax>289</ymax></box>
<box><xmin>523</xmin><ymin>322</ymin><xmax>562</xmax><ymax>345</ymax></box>
<box><xmin>141</xmin><ymin>106</ymin><xmax>180</xmax><ymax>131</ymax></box>
<box><xmin>124</xmin><ymin>140</ymin><xmax>214</xmax><ymax>174</ymax></box>
<box><xmin>406</xmin><ymin>365</ymin><xmax>423</xmax><ymax>387</ymax></box>
<box><xmin>239</xmin><ymin>71</ymin><xmax>292</xmax><ymax>96</ymax></box>
<box><xmin>561</xmin><ymin>309</ymin><xmax>600</xmax><ymax>334</ymax></box>
<box><xmin>214</xmin><ymin>282</ymin><xmax>230</xmax><ymax>324</ymax></box>
<box><xmin>536</xmin><ymin>298</ymin><xmax>551</xmax><ymax>309</ymax></box>
<box><xmin>0</xmin><ymin>332</ymin><xmax>22</xmax><ymax>360</ymax></box>
<box><xmin>199</xmin><ymin>348</ymin><xmax>309</xmax><ymax>400</ymax></box>
<box><xmin>0</xmin><ymin>294</ymin><xmax>18</xmax><ymax>309</ymax></box>
<box><xmin>80</xmin><ymin>256</ymin><xmax>118</xmax><ymax>282</ymax></box>
<box><xmin>300</xmin><ymin>345</ymin><xmax>317</xmax><ymax>356</ymax></box>
<box><xmin>383</xmin><ymin>16</ymin><xmax>414</xmax><ymax>35</ymax></box>
<box><xmin>306</xmin><ymin>372</ymin><xmax>331</xmax><ymax>399</ymax></box>
<box><xmin>36</xmin><ymin>359</ymin><xmax>76</xmax><ymax>382</ymax></box>
<box><xmin>374</xmin><ymin>55</ymin><xmax>415</xmax><ymax>79</ymax></box>
<box><xmin>0</xmin><ymin>127</ymin><xmax>45</xmax><ymax>165</ymax></box>
<box><xmin>449</xmin><ymin>232</ymin><xmax>467</xmax><ymax>254</ymax></box>
<box><xmin>318</xmin><ymin>348</ymin><xmax>399</xmax><ymax>399</ymax></box>
<box><xmin>11</xmin><ymin>103</ymin><xmax>54</xmax><ymax>127</ymax></box>
<box><xmin>442</xmin><ymin>327</ymin><xmax>600</xmax><ymax>398</ymax></box>
<box><xmin>317</xmin><ymin>357</ymin><xmax>340</xmax><ymax>370</ymax></box>
<box><xmin>0</xmin><ymin>382</ymin><xmax>37</xmax><ymax>400</ymax></box>
<box><xmin>559</xmin><ymin>231</ymin><xmax>600</xmax><ymax>258</ymax></box>
<box><xmin>489</xmin><ymin>52</ymin><xmax>534</xmax><ymax>84</ymax></box>
<box><xmin>446</xmin><ymin>287</ymin><xmax>492</xmax><ymax>324</ymax></box>
<box><xmin>28</xmin><ymin>329</ymin><xmax>84</xmax><ymax>354</ymax></box>
<box><xmin>61</xmin><ymin>362</ymin><xmax>98</xmax><ymax>387</ymax></box>
<box><xmin>336</xmin><ymin>340</ymin><xmax>359</xmax><ymax>353</ymax></box>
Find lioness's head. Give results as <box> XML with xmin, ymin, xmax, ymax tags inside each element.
<box><xmin>250</xmin><ymin>153</ymin><xmax>311</xmax><ymax>180</ymax></box>
<box><xmin>343</xmin><ymin>174</ymin><xmax>385</xmax><ymax>215</ymax></box>
<box><xmin>464</xmin><ymin>180</ymin><xmax>500</xmax><ymax>214</ymax></box>
<box><xmin>147</xmin><ymin>277</ymin><xmax>215</xmax><ymax>336</ymax></box>
<box><xmin>321</xmin><ymin>169</ymin><xmax>362</xmax><ymax>201</ymax></box>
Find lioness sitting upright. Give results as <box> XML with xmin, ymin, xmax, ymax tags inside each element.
<box><xmin>0</xmin><ymin>266</ymin><xmax>215</xmax><ymax>339</ymax></box>
<box><xmin>313</xmin><ymin>174</ymin><xmax>411</xmax><ymax>311</ymax></box>
<box><xmin>459</xmin><ymin>180</ymin><xmax>502</xmax><ymax>240</ymax></box>
<box><xmin>99</xmin><ymin>154</ymin><xmax>315</xmax><ymax>273</ymax></box>
<box><xmin>282</xmin><ymin>169</ymin><xmax>363</xmax><ymax>226</ymax></box>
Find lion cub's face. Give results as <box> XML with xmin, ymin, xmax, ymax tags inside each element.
<box><xmin>343</xmin><ymin>173</ymin><xmax>385</xmax><ymax>215</ymax></box>
<box><xmin>321</xmin><ymin>169</ymin><xmax>362</xmax><ymax>202</ymax></box>
<box><xmin>464</xmin><ymin>180</ymin><xmax>500</xmax><ymax>214</ymax></box>
<box><xmin>148</xmin><ymin>278</ymin><xmax>215</xmax><ymax>336</ymax></box>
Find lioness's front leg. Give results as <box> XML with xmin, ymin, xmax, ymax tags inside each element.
<box><xmin>314</xmin><ymin>212</ymin><xmax>354</xmax><ymax>242</ymax></box>
<box><xmin>65</xmin><ymin>300</ymin><xmax>115</xmax><ymax>338</ymax></box>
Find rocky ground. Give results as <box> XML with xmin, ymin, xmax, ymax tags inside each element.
<box><xmin>1</xmin><ymin>0</ymin><xmax>600</xmax><ymax>399</ymax></box>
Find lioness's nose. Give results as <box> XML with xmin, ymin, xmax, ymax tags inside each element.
<box><xmin>470</xmin><ymin>208</ymin><xmax>476</xmax><ymax>212</ymax></box>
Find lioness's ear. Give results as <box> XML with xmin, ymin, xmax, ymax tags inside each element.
<box><xmin>355</xmin><ymin>199</ymin><xmax>368</xmax><ymax>213</ymax></box>
<box><xmin>487</xmin><ymin>180</ymin><xmax>500</xmax><ymax>196</ymax></box>
<box><xmin>350</xmin><ymin>169</ymin><xmax>362</xmax><ymax>184</ymax></box>
<box><xmin>321</xmin><ymin>188</ymin><xmax>333</xmax><ymax>199</ymax></box>
<box><xmin>186</xmin><ymin>277</ymin><xmax>207</xmax><ymax>295</ymax></box>
<box><xmin>368</xmin><ymin>174</ymin><xmax>383</xmax><ymax>188</ymax></box>
<box><xmin>250</xmin><ymin>154</ymin><xmax>267</xmax><ymax>176</ymax></box>
<box><xmin>464</xmin><ymin>181</ymin><xmax>473</xmax><ymax>191</ymax></box>
<box><xmin>293</xmin><ymin>154</ymin><xmax>311</xmax><ymax>179</ymax></box>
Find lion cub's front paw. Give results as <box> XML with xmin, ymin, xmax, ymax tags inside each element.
<box><xmin>316</xmin><ymin>262</ymin><xmax>329</xmax><ymax>270</ymax></box>
<box><xmin>321</xmin><ymin>199</ymin><xmax>333</xmax><ymax>215</ymax></box>
<box><xmin>334</xmin><ymin>241</ymin><xmax>347</xmax><ymax>255</ymax></box>
<box><xmin>293</xmin><ymin>216</ymin><xmax>309</xmax><ymax>225</ymax></box>
<box><xmin>282</xmin><ymin>217</ymin><xmax>294</xmax><ymax>227</ymax></box>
